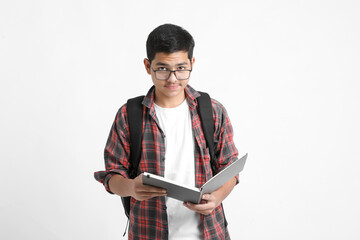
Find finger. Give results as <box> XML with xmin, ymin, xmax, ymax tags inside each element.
<box><xmin>136</xmin><ymin>189</ymin><xmax>167</xmax><ymax>198</ymax></box>
<box><xmin>138</xmin><ymin>189</ymin><xmax>167</xmax><ymax>196</ymax></box>
<box><xmin>139</xmin><ymin>192</ymin><xmax>166</xmax><ymax>199</ymax></box>
<box><xmin>183</xmin><ymin>202</ymin><xmax>213</xmax><ymax>215</ymax></box>
<box><xmin>136</xmin><ymin>190</ymin><xmax>168</xmax><ymax>201</ymax></box>
<box><xmin>184</xmin><ymin>202</ymin><xmax>211</xmax><ymax>212</ymax></box>
<box><xmin>202</xmin><ymin>194</ymin><xmax>210</xmax><ymax>200</ymax></box>
<box><xmin>138</xmin><ymin>185</ymin><xmax>167</xmax><ymax>194</ymax></box>
<box><xmin>201</xmin><ymin>194</ymin><xmax>215</xmax><ymax>201</ymax></box>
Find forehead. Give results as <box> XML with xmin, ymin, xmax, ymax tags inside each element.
<box><xmin>152</xmin><ymin>51</ymin><xmax>190</xmax><ymax>66</ymax></box>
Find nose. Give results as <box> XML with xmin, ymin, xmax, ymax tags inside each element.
<box><xmin>167</xmin><ymin>71</ymin><xmax>177</xmax><ymax>82</ymax></box>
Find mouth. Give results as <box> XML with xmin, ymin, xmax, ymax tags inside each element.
<box><xmin>165</xmin><ymin>84</ymin><xmax>180</xmax><ymax>90</ymax></box>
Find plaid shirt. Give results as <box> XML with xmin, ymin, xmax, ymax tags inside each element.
<box><xmin>94</xmin><ymin>85</ymin><xmax>239</xmax><ymax>240</ymax></box>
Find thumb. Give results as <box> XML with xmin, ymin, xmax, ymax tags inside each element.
<box><xmin>202</xmin><ymin>194</ymin><xmax>211</xmax><ymax>200</ymax></box>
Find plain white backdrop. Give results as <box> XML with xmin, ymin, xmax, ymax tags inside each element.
<box><xmin>1</xmin><ymin>0</ymin><xmax>359</xmax><ymax>239</ymax></box>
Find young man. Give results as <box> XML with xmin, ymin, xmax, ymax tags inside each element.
<box><xmin>94</xmin><ymin>24</ymin><xmax>239</xmax><ymax>239</ymax></box>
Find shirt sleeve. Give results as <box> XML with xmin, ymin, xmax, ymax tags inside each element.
<box><xmin>94</xmin><ymin>104</ymin><xmax>131</xmax><ymax>193</ymax></box>
<box><xmin>212</xmin><ymin>99</ymin><xmax>240</xmax><ymax>183</ymax></box>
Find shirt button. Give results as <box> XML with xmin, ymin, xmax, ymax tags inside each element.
<box><xmin>162</xmin><ymin>206</ymin><xmax>167</xmax><ymax>210</ymax></box>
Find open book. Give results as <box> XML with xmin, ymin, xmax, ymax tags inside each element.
<box><xmin>142</xmin><ymin>153</ymin><xmax>248</xmax><ymax>203</ymax></box>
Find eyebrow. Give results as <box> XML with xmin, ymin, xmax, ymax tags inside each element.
<box><xmin>155</xmin><ymin>62</ymin><xmax>189</xmax><ymax>66</ymax></box>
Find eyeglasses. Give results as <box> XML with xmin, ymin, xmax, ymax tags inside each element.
<box><xmin>151</xmin><ymin>68</ymin><xmax>192</xmax><ymax>81</ymax></box>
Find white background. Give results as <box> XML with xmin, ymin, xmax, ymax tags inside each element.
<box><xmin>1</xmin><ymin>1</ymin><xmax>359</xmax><ymax>239</ymax></box>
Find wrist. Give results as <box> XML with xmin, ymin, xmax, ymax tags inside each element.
<box><xmin>109</xmin><ymin>174</ymin><xmax>134</xmax><ymax>197</ymax></box>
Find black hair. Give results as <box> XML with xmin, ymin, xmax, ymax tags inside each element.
<box><xmin>146</xmin><ymin>24</ymin><xmax>195</xmax><ymax>63</ymax></box>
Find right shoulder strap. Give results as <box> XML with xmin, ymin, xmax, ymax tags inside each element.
<box><xmin>122</xmin><ymin>95</ymin><xmax>144</xmax><ymax>220</ymax></box>
<box><xmin>126</xmin><ymin>95</ymin><xmax>145</xmax><ymax>178</ymax></box>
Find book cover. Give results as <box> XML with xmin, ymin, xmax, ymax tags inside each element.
<box><xmin>142</xmin><ymin>153</ymin><xmax>248</xmax><ymax>203</ymax></box>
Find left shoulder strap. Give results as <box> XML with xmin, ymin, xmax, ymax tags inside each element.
<box><xmin>196</xmin><ymin>91</ymin><xmax>216</xmax><ymax>171</ymax></box>
<box><xmin>197</xmin><ymin>91</ymin><xmax>229</xmax><ymax>227</ymax></box>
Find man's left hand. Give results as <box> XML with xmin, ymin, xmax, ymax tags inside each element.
<box><xmin>183</xmin><ymin>176</ymin><xmax>237</xmax><ymax>215</ymax></box>
<box><xmin>183</xmin><ymin>193</ymin><xmax>221</xmax><ymax>215</ymax></box>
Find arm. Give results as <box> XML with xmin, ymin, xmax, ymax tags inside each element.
<box><xmin>183</xmin><ymin>176</ymin><xmax>236</xmax><ymax>215</ymax></box>
<box><xmin>108</xmin><ymin>173</ymin><xmax>167</xmax><ymax>201</ymax></box>
<box><xmin>95</xmin><ymin>105</ymin><xmax>166</xmax><ymax>200</ymax></box>
<box><xmin>185</xmin><ymin>99</ymin><xmax>239</xmax><ymax>215</ymax></box>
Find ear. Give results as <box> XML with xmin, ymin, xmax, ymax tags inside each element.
<box><xmin>191</xmin><ymin>57</ymin><xmax>195</xmax><ymax>67</ymax></box>
<box><xmin>144</xmin><ymin>58</ymin><xmax>151</xmax><ymax>75</ymax></box>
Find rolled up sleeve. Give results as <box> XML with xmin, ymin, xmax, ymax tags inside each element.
<box><xmin>212</xmin><ymin>99</ymin><xmax>240</xmax><ymax>183</ymax></box>
<box><xmin>94</xmin><ymin>105</ymin><xmax>131</xmax><ymax>193</ymax></box>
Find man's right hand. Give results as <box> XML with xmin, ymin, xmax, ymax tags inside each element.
<box><xmin>131</xmin><ymin>173</ymin><xmax>167</xmax><ymax>201</ymax></box>
<box><xmin>109</xmin><ymin>173</ymin><xmax>167</xmax><ymax>201</ymax></box>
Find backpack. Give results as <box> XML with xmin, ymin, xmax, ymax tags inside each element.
<box><xmin>123</xmin><ymin>91</ymin><xmax>217</xmax><ymax>219</ymax></box>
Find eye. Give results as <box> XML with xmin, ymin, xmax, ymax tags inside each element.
<box><xmin>177</xmin><ymin>66</ymin><xmax>186</xmax><ymax>70</ymax></box>
<box><xmin>157</xmin><ymin>67</ymin><xmax>168</xmax><ymax>71</ymax></box>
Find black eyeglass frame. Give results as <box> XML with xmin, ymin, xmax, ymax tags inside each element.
<box><xmin>151</xmin><ymin>67</ymin><xmax>193</xmax><ymax>81</ymax></box>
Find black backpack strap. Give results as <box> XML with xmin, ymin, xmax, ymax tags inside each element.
<box><xmin>197</xmin><ymin>91</ymin><xmax>228</xmax><ymax>227</ymax></box>
<box><xmin>197</xmin><ymin>91</ymin><xmax>216</xmax><ymax>171</ymax></box>
<box><xmin>121</xmin><ymin>95</ymin><xmax>144</xmax><ymax>219</ymax></box>
<box><xmin>127</xmin><ymin>95</ymin><xmax>145</xmax><ymax>178</ymax></box>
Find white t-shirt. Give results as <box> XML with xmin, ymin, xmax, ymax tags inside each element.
<box><xmin>154</xmin><ymin>100</ymin><xmax>201</xmax><ymax>239</ymax></box>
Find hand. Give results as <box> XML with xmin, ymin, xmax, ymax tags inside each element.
<box><xmin>183</xmin><ymin>176</ymin><xmax>237</xmax><ymax>215</ymax></box>
<box><xmin>183</xmin><ymin>193</ymin><xmax>221</xmax><ymax>215</ymax></box>
<box><xmin>131</xmin><ymin>173</ymin><xmax>167</xmax><ymax>201</ymax></box>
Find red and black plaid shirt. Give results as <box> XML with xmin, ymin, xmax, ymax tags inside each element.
<box><xmin>94</xmin><ymin>85</ymin><xmax>239</xmax><ymax>240</ymax></box>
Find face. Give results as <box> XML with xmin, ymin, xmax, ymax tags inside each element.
<box><xmin>144</xmin><ymin>51</ymin><xmax>195</xmax><ymax>106</ymax></box>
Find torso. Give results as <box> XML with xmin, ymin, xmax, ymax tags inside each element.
<box><xmin>154</xmin><ymin>99</ymin><xmax>202</xmax><ymax>239</ymax></box>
